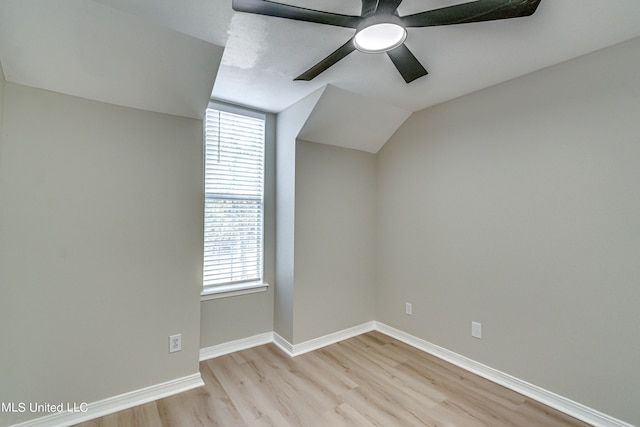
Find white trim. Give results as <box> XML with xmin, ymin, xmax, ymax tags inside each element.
<box><xmin>272</xmin><ymin>332</ymin><xmax>295</xmax><ymax>356</ymax></box>
<box><xmin>208</xmin><ymin>100</ymin><xmax>266</xmax><ymax>121</ymax></box>
<box><xmin>12</xmin><ymin>373</ymin><xmax>204</xmax><ymax>427</ymax></box>
<box><xmin>13</xmin><ymin>323</ymin><xmax>632</xmax><ymax>427</ymax></box>
<box><xmin>201</xmin><ymin>282</ymin><xmax>269</xmax><ymax>301</ymax></box>
<box><xmin>374</xmin><ymin>322</ymin><xmax>634</xmax><ymax>427</ymax></box>
<box><xmin>273</xmin><ymin>321</ymin><xmax>376</xmax><ymax>357</ymax></box>
<box><xmin>199</xmin><ymin>332</ymin><xmax>273</xmax><ymax>361</ymax></box>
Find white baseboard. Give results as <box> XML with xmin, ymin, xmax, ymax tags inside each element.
<box><xmin>208</xmin><ymin>322</ymin><xmax>633</xmax><ymax>426</ymax></box>
<box><xmin>12</xmin><ymin>373</ymin><xmax>204</xmax><ymax>427</ymax></box>
<box><xmin>274</xmin><ymin>321</ymin><xmax>376</xmax><ymax>357</ymax></box>
<box><xmin>374</xmin><ymin>322</ymin><xmax>633</xmax><ymax>427</ymax></box>
<box><xmin>200</xmin><ymin>332</ymin><xmax>273</xmax><ymax>361</ymax></box>
<box><xmin>272</xmin><ymin>332</ymin><xmax>295</xmax><ymax>356</ymax></box>
<box><xmin>13</xmin><ymin>323</ymin><xmax>632</xmax><ymax>427</ymax></box>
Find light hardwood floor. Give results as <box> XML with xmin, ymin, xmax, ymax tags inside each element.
<box><xmin>75</xmin><ymin>331</ymin><xmax>591</xmax><ymax>426</ymax></box>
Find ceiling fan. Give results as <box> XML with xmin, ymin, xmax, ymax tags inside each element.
<box><xmin>232</xmin><ymin>0</ymin><xmax>542</xmax><ymax>83</ymax></box>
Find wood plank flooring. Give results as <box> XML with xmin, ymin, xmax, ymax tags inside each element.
<box><xmin>75</xmin><ymin>331</ymin><xmax>591</xmax><ymax>426</ymax></box>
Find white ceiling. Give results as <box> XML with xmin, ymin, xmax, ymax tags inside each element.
<box><xmin>298</xmin><ymin>85</ymin><xmax>412</xmax><ymax>153</ymax></box>
<box><xmin>213</xmin><ymin>0</ymin><xmax>640</xmax><ymax>114</ymax></box>
<box><xmin>1</xmin><ymin>0</ymin><xmax>640</xmax><ymax>152</ymax></box>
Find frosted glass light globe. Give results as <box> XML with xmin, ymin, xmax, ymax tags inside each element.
<box><xmin>354</xmin><ymin>23</ymin><xmax>407</xmax><ymax>53</ymax></box>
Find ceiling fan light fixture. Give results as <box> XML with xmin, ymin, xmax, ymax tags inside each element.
<box><xmin>354</xmin><ymin>23</ymin><xmax>407</xmax><ymax>53</ymax></box>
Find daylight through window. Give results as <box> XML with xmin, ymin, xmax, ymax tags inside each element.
<box><xmin>203</xmin><ymin>106</ymin><xmax>265</xmax><ymax>291</ymax></box>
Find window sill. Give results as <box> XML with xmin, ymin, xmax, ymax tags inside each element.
<box><xmin>201</xmin><ymin>282</ymin><xmax>269</xmax><ymax>301</ymax></box>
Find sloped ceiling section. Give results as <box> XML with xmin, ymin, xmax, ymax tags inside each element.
<box><xmin>2</xmin><ymin>1</ymin><xmax>640</xmax><ymax>152</ymax></box>
<box><xmin>211</xmin><ymin>0</ymin><xmax>640</xmax><ymax>152</ymax></box>
<box><xmin>91</xmin><ymin>0</ymin><xmax>235</xmax><ymax>47</ymax></box>
<box><xmin>298</xmin><ymin>85</ymin><xmax>411</xmax><ymax>154</ymax></box>
<box><xmin>213</xmin><ymin>0</ymin><xmax>640</xmax><ymax>115</ymax></box>
<box><xmin>0</xmin><ymin>0</ymin><xmax>224</xmax><ymax>119</ymax></box>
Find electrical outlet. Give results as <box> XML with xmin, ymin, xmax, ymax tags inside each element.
<box><xmin>471</xmin><ymin>322</ymin><xmax>482</xmax><ymax>339</ymax></box>
<box><xmin>405</xmin><ymin>302</ymin><xmax>412</xmax><ymax>315</ymax></box>
<box><xmin>169</xmin><ymin>334</ymin><xmax>182</xmax><ymax>353</ymax></box>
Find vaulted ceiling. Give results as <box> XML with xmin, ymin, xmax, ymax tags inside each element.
<box><xmin>1</xmin><ymin>0</ymin><xmax>640</xmax><ymax>153</ymax></box>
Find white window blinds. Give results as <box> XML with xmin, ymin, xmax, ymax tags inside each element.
<box><xmin>204</xmin><ymin>107</ymin><xmax>265</xmax><ymax>288</ymax></box>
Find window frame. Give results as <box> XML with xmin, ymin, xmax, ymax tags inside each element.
<box><xmin>201</xmin><ymin>101</ymin><xmax>270</xmax><ymax>300</ymax></box>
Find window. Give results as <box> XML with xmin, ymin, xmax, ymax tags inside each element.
<box><xmin>202</xmin><ymin>104</ymin><xmax>266</xmax><ymax>298</ymax></box>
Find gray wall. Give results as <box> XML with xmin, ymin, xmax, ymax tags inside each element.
<box><xmin>0</xmin><ymin>61</ymin><xmax>4</xmax><ymax>163</ymax></box>
<box><xmin>2</xmin><ymin>35</ymin><xmax>638</xmax><ymax>427</ymax></box>
<box><xmin>274</xmin><ymin>90</ymin><xmax>323</xmax><ymax>343</ymax></box>
<box><xmin>200</xmin><ymin>291</ymin><xmax>273</xmax><ymax>346</ymax></box>
<box><xmin>0</xmin><ymin>83</ymin><xmax>203</xmax><ymax>425</ymax></box>
<box><xmin>293</xmin><ymin>141</ymin><xmax>376</xmax><ymax>344</ymax></box>
<box><xmin>200</xmin><ymin>113</ymin><xmax>276</xmax><ymax>348</ymax></box>
<box><xmin>376</xmin><ymin>37</ymin><xmax>640</xmax><ymax>425</ymax></box>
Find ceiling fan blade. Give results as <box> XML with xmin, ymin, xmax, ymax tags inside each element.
<box><xmin>295</xmin><ymin>38</ymin><xmax>356</xmax><ymax>81</ymax></box>
<box><xmin>386</xmin><ymin>44</ymin><xmax>428</xmax><ymax>83</ymax></box>
<box><xmin>377</xmin><ymin>0</ymin><xmax>404</xmax><ymax>14</ymax></box>
<box><xmin>232</xmin><ymin>0</ymin><xmax>361</xmax><ymax>28</ymax></box>
<box><xmin>361</xmin><ymin>0</ymin><xmax>379</xmax><ymax>16</ymax></box>
<box><xmin>400</xmin><ymin>0</ymin><xmax>542</xmax><ymax>28</ymax></box>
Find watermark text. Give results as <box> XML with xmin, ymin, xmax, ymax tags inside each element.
<box><xmin>1</xmin><ymin>401</ymin><xmax>88</xmax><ymax>414</ymax></box>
